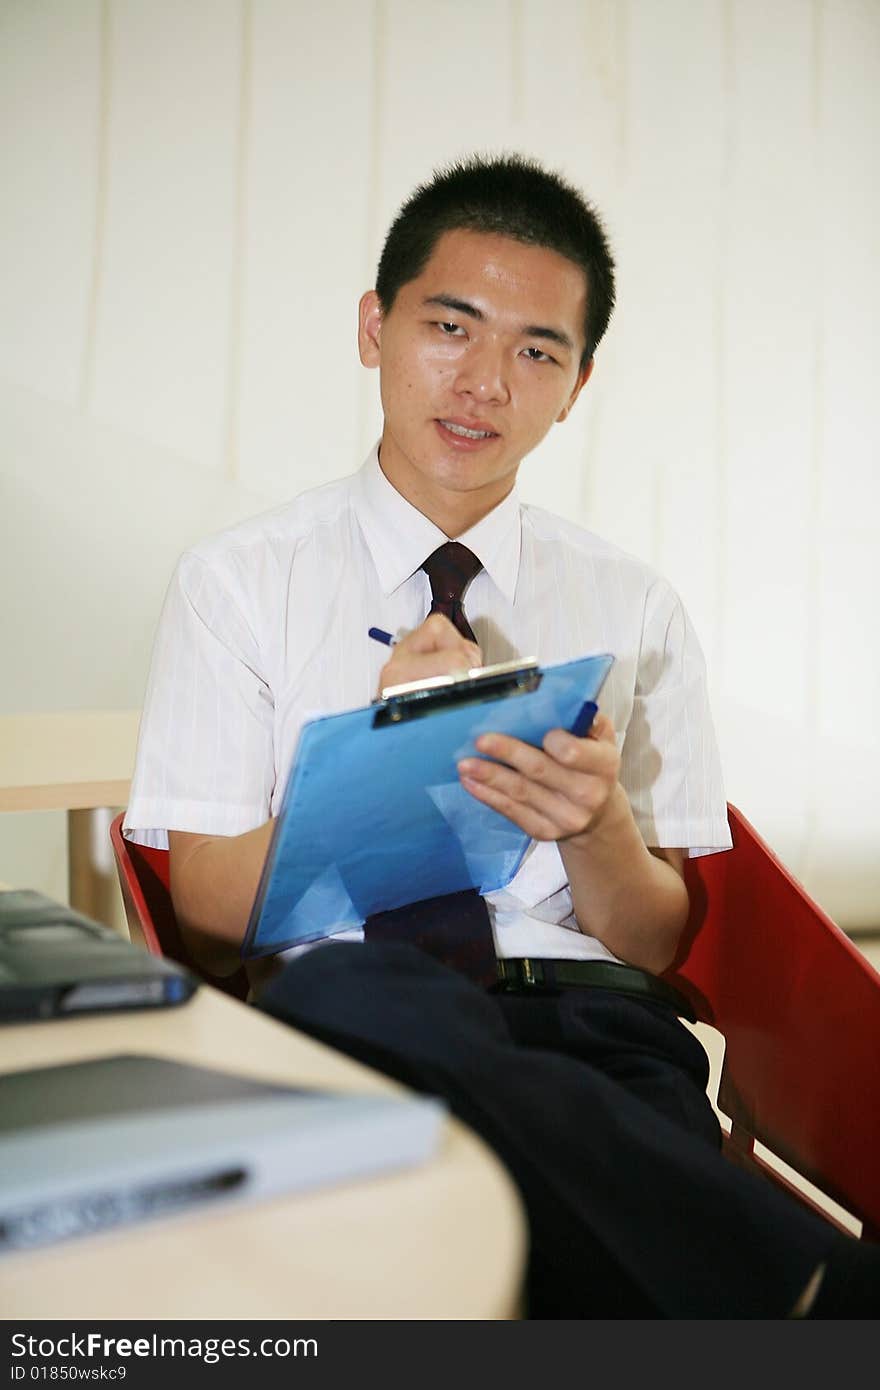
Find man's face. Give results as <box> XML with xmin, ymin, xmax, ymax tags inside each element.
<box><xmin>358</xmin><ymin>228</ymin><xmax>592</xmax><ymax>532</ymax></box>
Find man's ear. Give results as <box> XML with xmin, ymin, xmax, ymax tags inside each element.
<box><xmin>556</xmin><ymin>356</ymin><xmax>595</xmax><ymax>422</ymax></box>
<box><xmin>358</xmin><ymin>290</ymin><xmax>383</xmax><ymax>368</ymax></box>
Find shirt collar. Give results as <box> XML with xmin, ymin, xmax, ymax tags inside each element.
<box><xmin>352</xmin><ymin>445</ymin><xmax>521</xmax><ymax>602</ymax></box>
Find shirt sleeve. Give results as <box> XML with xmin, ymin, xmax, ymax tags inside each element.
<box><xmin>123</xmin><ymin>551</ymin><xmax>275</xmax><ymax>849</ymax></box>
<box><xmin>619</xmin><ymin>578</ymin><xmax>732</xmax><ymax>857</ymax></box>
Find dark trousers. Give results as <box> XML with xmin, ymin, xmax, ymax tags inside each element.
<box><xmin>258</xmin><ymin>941</ymin><xmax>847</xmax><ymax>1318</ymax></box>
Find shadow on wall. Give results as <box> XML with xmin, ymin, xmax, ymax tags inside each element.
<box><xmin>1</xmin><ymin>379</ymin><xmax>272</xmax><ymax>715</ymax></box>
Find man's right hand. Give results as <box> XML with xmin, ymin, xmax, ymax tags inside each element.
<box><xmin>376</xmin><ymin>613</ymin><xmax>482</xmax><ymax>697</ymax></box>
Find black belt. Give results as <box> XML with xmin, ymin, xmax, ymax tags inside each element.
<box><xmin>493</xmin><ymin>957</ymin><xmax>696</xmax><ymax>1022</ymax></box>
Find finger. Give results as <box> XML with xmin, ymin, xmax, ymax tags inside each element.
<box><xmin>460</xmin><ymin>744</ymin><xmax>611</xmax><ymax>832</ymax></box>
<box><xmin>586</xmin><ymin>712</ymin><xmax>616</xmax><ymax>743</ymax></box>
<box><xmin>542</xmin><ymin>727</ymin><xmax>620</xmax><ymax>777</ymax></box>
<box><xmin>458</xmin><ymin>764</ymin><xmax>586</xmax><ymax>841</ymax></box>
<box><xmin>474</xmin><ymin>729</ymin><xmax>619</xmax><ymax>791</ymax></box>
<box><xmin>542</xmin><ymin>713</ymin><xmax>616</xmax><ymax>760</ymax></box>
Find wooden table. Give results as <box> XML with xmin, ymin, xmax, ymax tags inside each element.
<box><xmin>0</xmin><ymin>710</ymin><xmax>141</xmax><ymax>927</ymax></box>
<box><xmin>0</xmin><ymin>978</ymin><xmax>526</xmax><ymax>1320</ymax></box>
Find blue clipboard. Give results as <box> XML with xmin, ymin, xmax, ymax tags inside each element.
<box><xmin>243</xmin><ymin>652</ymin><xmax>614</xmax><ymax>959</ymax></box>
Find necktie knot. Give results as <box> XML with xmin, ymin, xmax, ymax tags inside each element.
<box><xmin>422</xmin><ymin>542</ymin><xmax>482</xmax><ymax>641</ymax></box>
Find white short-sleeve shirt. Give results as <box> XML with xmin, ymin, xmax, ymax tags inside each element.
<box><xmin>125</xmin><ymin>449</ymin><xmax>732</xmax><ymax>963</ymax></box>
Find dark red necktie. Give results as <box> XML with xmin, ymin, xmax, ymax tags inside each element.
<box><xmin>363</xmin><ymin>541</ymin><xmax>498</xmax><ymax>987</ymax></box>
<box><xmin>422</xmin><ymin>541</ymin><xmax>482</xmax><ymax>643</ymax></box>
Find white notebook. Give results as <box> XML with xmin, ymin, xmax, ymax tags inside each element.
<box><xmin>0</xmin><ymin>1054</ymin><xmax>445</xmax><ymax>1253</ymax></box>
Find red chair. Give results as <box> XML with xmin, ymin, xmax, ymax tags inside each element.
<box><xmin>665</xmin><ymin>804</ymin><xmax>880</xmax><ymax>1242</ymax></box>
<box><xmin>110</xmin><ymin>804</ymin><xmax>879</xmax><ymax>1240</ymax></box>
<box><xmin>109</xmin><ymin>814</ymin><xmax>249</xmax><ymax>1001</ymax></box>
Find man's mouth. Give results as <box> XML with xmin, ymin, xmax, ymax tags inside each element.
<box><xmin>436</xmin><ymin>419</ymin><xmax>498</xmax><ymax>441</ymax></box>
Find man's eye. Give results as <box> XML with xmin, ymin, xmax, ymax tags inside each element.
<box><xmin>523</xmin><ymin>346</ymin><xmax>553</xmax><ymax>363</ymax></box>
<box><xmin>437</xmin><ymin>321</ymin><xmax>465</xmax><ymax>336</ymax></box>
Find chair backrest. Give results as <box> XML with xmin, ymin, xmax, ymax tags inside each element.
<box><xmin>665</xmin><ymin>803</ymin><xmax>880</xmax><ymax>1241</ymax></box>
<box><xmin>109</xmin><ymin>814</ymin><xmax>249</xmax><ymax>1001</ymax></box>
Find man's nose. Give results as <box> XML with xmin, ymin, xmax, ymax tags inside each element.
<box><xmin>454</xmin><ymin>341</ymin><xmax>510</xmax><ymax>405</ymax></box>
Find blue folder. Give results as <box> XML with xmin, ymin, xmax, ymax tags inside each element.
<box><xmin>243</xmin><ymin>652</ymin><xmax>614</xmax><ymax>959</ymax></box>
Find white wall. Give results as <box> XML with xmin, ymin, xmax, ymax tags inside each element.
<box><xmin>1</xmin><ymin>0</ymin><xmax>878</xmax><ymax>926</ymax></box>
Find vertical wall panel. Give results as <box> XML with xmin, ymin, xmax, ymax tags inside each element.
<box><xmin>519</xmin><ymin>0</ymin><xmax>623</xmax><ymax>202</ymax></box>
<box><xmin>89</xmin><ymin>0</ymin><xmax>241</xmax><ymax>471</ymax></box>
<box><xmin>513</xmin><ymin>0</ymin><xmax>625</xmax><ymax>537</ymax></box>
<box><xmin>802</xmin><ymin>0</ymin><xmax>880</xmax><ymax>907</ymax></box>
<box><xmin>816</xmin><ymin>0</ymin><xmax>880</xmax><ymax>538</ymax></box>
<box><xmin>814</xmin><ymin>0</ymin><xmax>880</xmax><ymax>731</ymax></box>
<box><xmin>804</xmin><ymin>539</ymin><xmax>880</xmax><ymax>914</ymax></box>
<box><xmin>713</xmin><ymin>0</ymin><xmax>821</xmax><ymax>851</ymax></box>
<box><xmin>591</xmin><ymin>0</ymin><xmax>727</xmax><ymax>656</ymax></box>
<box><xmin>0</xmin><ymin>0</ymin><xmax>101</xmax><ymax>404</ymax></box>
<box><xmin>373</xmin><ymin>1</ymin><xmax>513</xmax><ymax>219</ymax></box>
<box><xmin>237</xmin><ymin>0</ymin><xmax>376</xmax><ymax>498</ymax></box>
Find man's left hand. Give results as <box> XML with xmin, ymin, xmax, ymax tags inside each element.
<box><xmin>457</xmin><ymin>713</ymin><xmax>622</xmax><ymax>844</ymax></box>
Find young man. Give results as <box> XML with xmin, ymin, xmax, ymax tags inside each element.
<box><xmin>125</xmin><ymin>156</ymin><xmax>876</xmax><ymax>1317</ymax></box>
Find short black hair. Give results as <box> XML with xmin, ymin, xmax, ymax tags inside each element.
<box><xmin>375</xmin><ymin>153</ymin><xmax>616</xmax><ymax>367</ymax></box>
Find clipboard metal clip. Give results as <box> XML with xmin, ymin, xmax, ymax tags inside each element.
<box><xmin>373</xmin><ymin>658</ymin><xmax>541</xmax><ymax>728</ymax></box>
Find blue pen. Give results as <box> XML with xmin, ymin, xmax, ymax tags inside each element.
<box><xmin>368</xmin><ymin>627</ymin><xmax>399</xmax><ymax>647</ymax></box>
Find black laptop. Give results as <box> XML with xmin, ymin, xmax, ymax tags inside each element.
<box><xmin>0</xmin><ymin>890</ymin><xmax>197</xmax><ymax>1022</ymax></box>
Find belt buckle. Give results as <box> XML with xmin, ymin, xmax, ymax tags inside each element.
<box><xmin>521</xmin><ymin>958</ymin><xmax>542</xmax><ymax>987</ymax></box>
<box><xmin>496</xmin><ymin>957</ymin><xmax>551</xmax><ymax>993</ymax></box>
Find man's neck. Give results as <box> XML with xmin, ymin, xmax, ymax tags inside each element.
<box><xmin>376</xmin><ymin>450</ymin><xmax>516</xmax><ymax>539</ymax></box>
